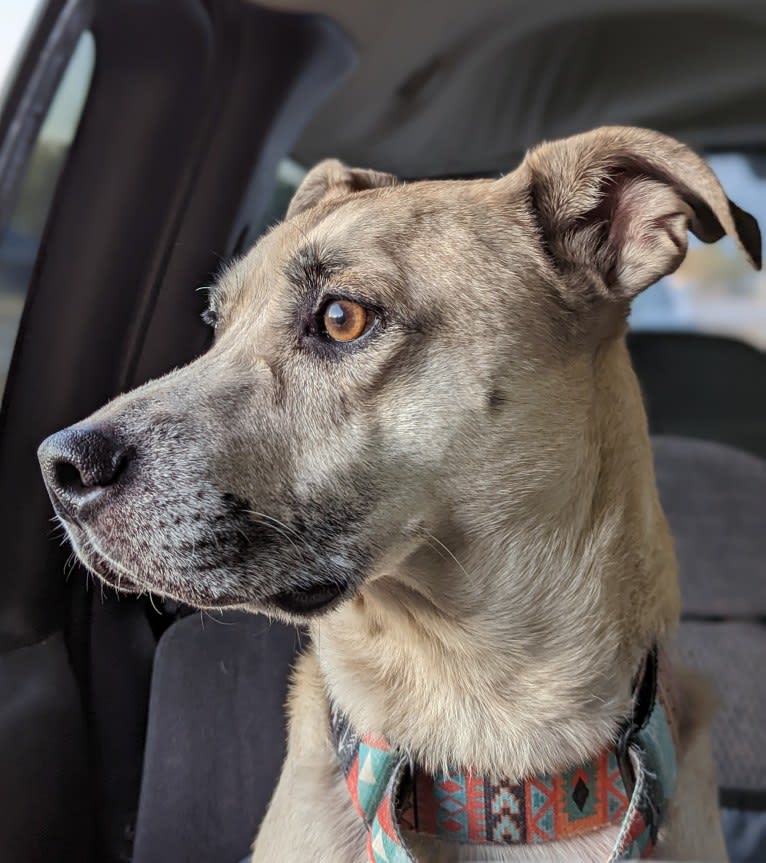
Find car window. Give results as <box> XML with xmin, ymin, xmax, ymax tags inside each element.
<box><xmin>0</xmin><ymin>31</ymin><xmax>95</xmax><ymax>399</ymax></box>
<box><xmin>630</xmin><ymin>153</ymin><xmax>766</xmax><ymax>350</ymax></box>
<box><xmin>0</xmin><ymin>1</ymin><xmax>46</xmax><ymax>110</ymax></box>
<box><xmin>253</xmin><ymin>156</ymin><xmax>307</xmax><ymax>238</ymax></box>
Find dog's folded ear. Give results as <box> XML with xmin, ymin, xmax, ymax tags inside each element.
<box><xmin>517</xmin><ymin>126</ymin><xmax>761</xmax><ymax>303</ymax></box>
<box><xmin>286</xmin><ymin>159</ymin><xmax>400</xmax><ymax>219</ymax></box>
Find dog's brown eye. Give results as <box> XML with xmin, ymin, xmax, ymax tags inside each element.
<box><xmin>322</xmin><ymin>299</ymin><xmax>372</xmax><ymax>342</ymax></box>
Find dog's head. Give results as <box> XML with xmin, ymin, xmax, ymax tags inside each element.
<box><xmin>38</xmin><ymin>128</ymin><xmax>760</xmax><ymax>622</ymax></box>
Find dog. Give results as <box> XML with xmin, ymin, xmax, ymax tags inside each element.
<box><xmin>38</xmin><ymin>126</ymin><xmax>760</xmax><ymax>862</ymax></box>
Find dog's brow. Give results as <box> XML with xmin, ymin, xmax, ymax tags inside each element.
<box><xmin>284</xmin><ymin>242</ymin><xmax>346</xmax><ymax>295</ymax></box>
<box><xmin>208</xmin><ymin>259</ymin><xmax>246</xmax><ymax>308</ymax></box>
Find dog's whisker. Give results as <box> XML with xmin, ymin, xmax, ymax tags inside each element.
<box><xmin>252</xmin><ymin>521</ymin><xmax>303</xmax><ymax>556</ymax></box>
<box><xmin>201</xmin><ymin>609</ymin><xmax>234</xmax><ymax>627</ymax></box>
<box><xmin>421</xmin><ymin>535</ymin><xmax>450</xmax><ymax>566</ymax></box>
<box><xmin>62</xmin><ymin>551</ymin><xmax>78</xmax><ymax>581</ymax></box>
<box><xmin>147</xmin><ymin>592</ymin><xmax>162</xmax><ymax>617</ymax></box>
<box><xmin>247</xmin><ymin>510</ymin><xmax>304</xmax><ymax>553</ymax></box>
<box><xmin>420</xmin><ymin>530</ymin><xmax>472</xmax><ymax>582</ymax></box>
<box><xmin>248</xmin><ymin>510</ymin><xmax>302</xmax><ymax>540</ymax></box>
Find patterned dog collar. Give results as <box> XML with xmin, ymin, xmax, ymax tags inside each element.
<box><xmin>330</xmin><ymin>650</ymin><xmax>677</xmax><ymax>862</ymax></box>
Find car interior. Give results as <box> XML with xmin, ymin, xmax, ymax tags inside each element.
<box><xmin>0</xmin><ymin>1</ymin><xmax>763</xmax><ymax>861</ymax></box>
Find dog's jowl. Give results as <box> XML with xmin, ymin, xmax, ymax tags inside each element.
<box><xmin>39</xmin><ymin>127</ymin><xmax>760</xmax><ymax>862</ymax></box>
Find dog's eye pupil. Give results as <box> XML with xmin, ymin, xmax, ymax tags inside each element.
<box><xmin>322</xmin><ymin>300</ymin><xmax>371</xmax><ymax>342</ymax></box>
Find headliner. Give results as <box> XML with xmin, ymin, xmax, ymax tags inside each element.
<box><xmin>259</xmin><ymin>0</ymin><xmax>766</xmax><ymax>176</ymax></box>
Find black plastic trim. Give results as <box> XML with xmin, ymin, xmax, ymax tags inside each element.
<box><xmin>720</xmin><ymin>787</ymin><xmax>766</xmax><ymax>812</ymax></box>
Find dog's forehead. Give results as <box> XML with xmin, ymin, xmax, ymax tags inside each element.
<box><xmin>276</xmin><ymin>187</ymin><xmax>437</xmax><ymax>277</ymax></box>
<box><xmin>287</xmin><ymin>180</ymin><xmax>500</xmax><ymax>278</ymax></box>
<box><xmin>302</xmin><ymin>178</ymin><xmax>499</xmax><ymax>254</ymax></box>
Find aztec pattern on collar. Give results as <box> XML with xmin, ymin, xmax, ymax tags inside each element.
<box><xmin>330</xmin><ymin>655</ymin><xmax>678</xmax><ymax>863</ymax></box>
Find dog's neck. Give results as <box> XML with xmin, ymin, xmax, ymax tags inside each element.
<box><xmin>311</xmin><ymin>339</ymin><xmax>679</xmax><ymax>782</ymax></box>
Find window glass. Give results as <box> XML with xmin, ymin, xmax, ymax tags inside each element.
<box><xmin>0</xmin><ymin>1</ymin><xmax>46</xmax><ymax>109</ymax></box>
<box><xmin>255</xmin><ymin>156</ymin><xmax>307</xmax><ymax>234</ymax></box>
<box><xmin>630</xmin><ymin>153</ymin><xmax>766</xmax><ymax>350</ymax></box>
<box><xmin>0</xmin><ymin>31</ymin><xmax>95</xmax><ymax>398</ymax></box>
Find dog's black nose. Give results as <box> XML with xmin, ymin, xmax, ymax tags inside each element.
<box><xmin>38</xmin><ymin>426</ymin><xmax>131</xmax><ymax>519</ymax></box>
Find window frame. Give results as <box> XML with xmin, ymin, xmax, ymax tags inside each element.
<box><xmin>0</xmin><ymin>0</ymin><xmax>94</xmax><ymax>236</ymax></box>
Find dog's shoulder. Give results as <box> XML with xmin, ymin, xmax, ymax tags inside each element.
<box><xmin>668</xmin><ymin>660</ymin><xmax>719</xmax><ymax>757</ymax></box>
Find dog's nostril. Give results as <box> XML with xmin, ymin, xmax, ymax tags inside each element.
<box><xmin>112</xmin><ymin>450</ymin><xmax>130</xmax><ymax>483</ymax></box>
<box><xmin>38</xmin><ymin>426</ymin><xmax>132</xmax><ymax>516</ymax></box>
<box><xmin>54</xmin><ymin>460</ymin><xmax>86</xmax><ymax>494</ymax></box>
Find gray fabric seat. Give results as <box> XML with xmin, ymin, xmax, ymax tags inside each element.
<box><xmin>132</xmin><ymin>614</ymin><xmax>298</xmax><ymax>863</ymax></box>
<box><xmin>654</xmin><ymin>435</ymin><xmax>766</xmax><ymax>790</ymax></box>
<box><xmin>654</xmin><ymin>436</ymin><xmax>766</xmax><ymax>860</ymax></box>
<box><xmin>677</xmin><ymin>621</ymin><xmax>765</xmax><ymax>794</ymax></box>
<box><xmin>653</xmin><ymin>435</ymin><xmax>766</xmax><ymax>618</ymax></box>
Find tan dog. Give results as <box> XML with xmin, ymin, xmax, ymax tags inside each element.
<box><xmin>38</xmin><ymin>127</ymin><xmax>760</xmax><ymax>862</ymax></box>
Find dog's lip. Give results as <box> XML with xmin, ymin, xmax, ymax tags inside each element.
<box><xmin>63</xmin><ymin>517</ymin><xmax>353</xmax><ymax>612</ymax></box>
<box><xmin>82</xmin><ymin>549</ymin><xmax>142</xmax><ymax>593</ymax></box>
<box><xmin>267</xmin><ymin>578</ymin><xmax>350</xmax><ymax>616</ymax></box>
<box><xmin>93</xmin><ymin>563</ymin><xmax>141</xmax><ymax>593</ymax></box>
<box><xmin>62</xmin><ymin>521</ymin><xmax>142</xmax><ymax>593</ymax></box>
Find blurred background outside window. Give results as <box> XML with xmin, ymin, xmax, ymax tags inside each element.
<box><xmin>630</xmin><ymin>153</ymin><xmax>766</xmax><ymax>349</ymax></box>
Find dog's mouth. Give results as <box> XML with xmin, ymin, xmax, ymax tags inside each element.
<box><xmin>62</xmin><ymin>510</ymin><xmax>357</xmax><ymax>616</ymax></box>
<box><xmin>267</xmin><ymin>577</ymin><xmax>351</xmax><ymax>616</ymax></box>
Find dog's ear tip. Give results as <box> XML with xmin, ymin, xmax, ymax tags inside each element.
<box><xmin>728</xmin><ymin>199</ymin><xmax>763</xmax><ymax>270</ymax></box>
<box><xmin>521</xmin><ymin>129</ymin><xmax>763</xmax><ymax>296</ymax></box>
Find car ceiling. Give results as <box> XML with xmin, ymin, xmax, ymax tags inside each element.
<box><xmin>257</xmin><ymin>0</ymin><xmax>766</xmax><ymax>177</ymax></box>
